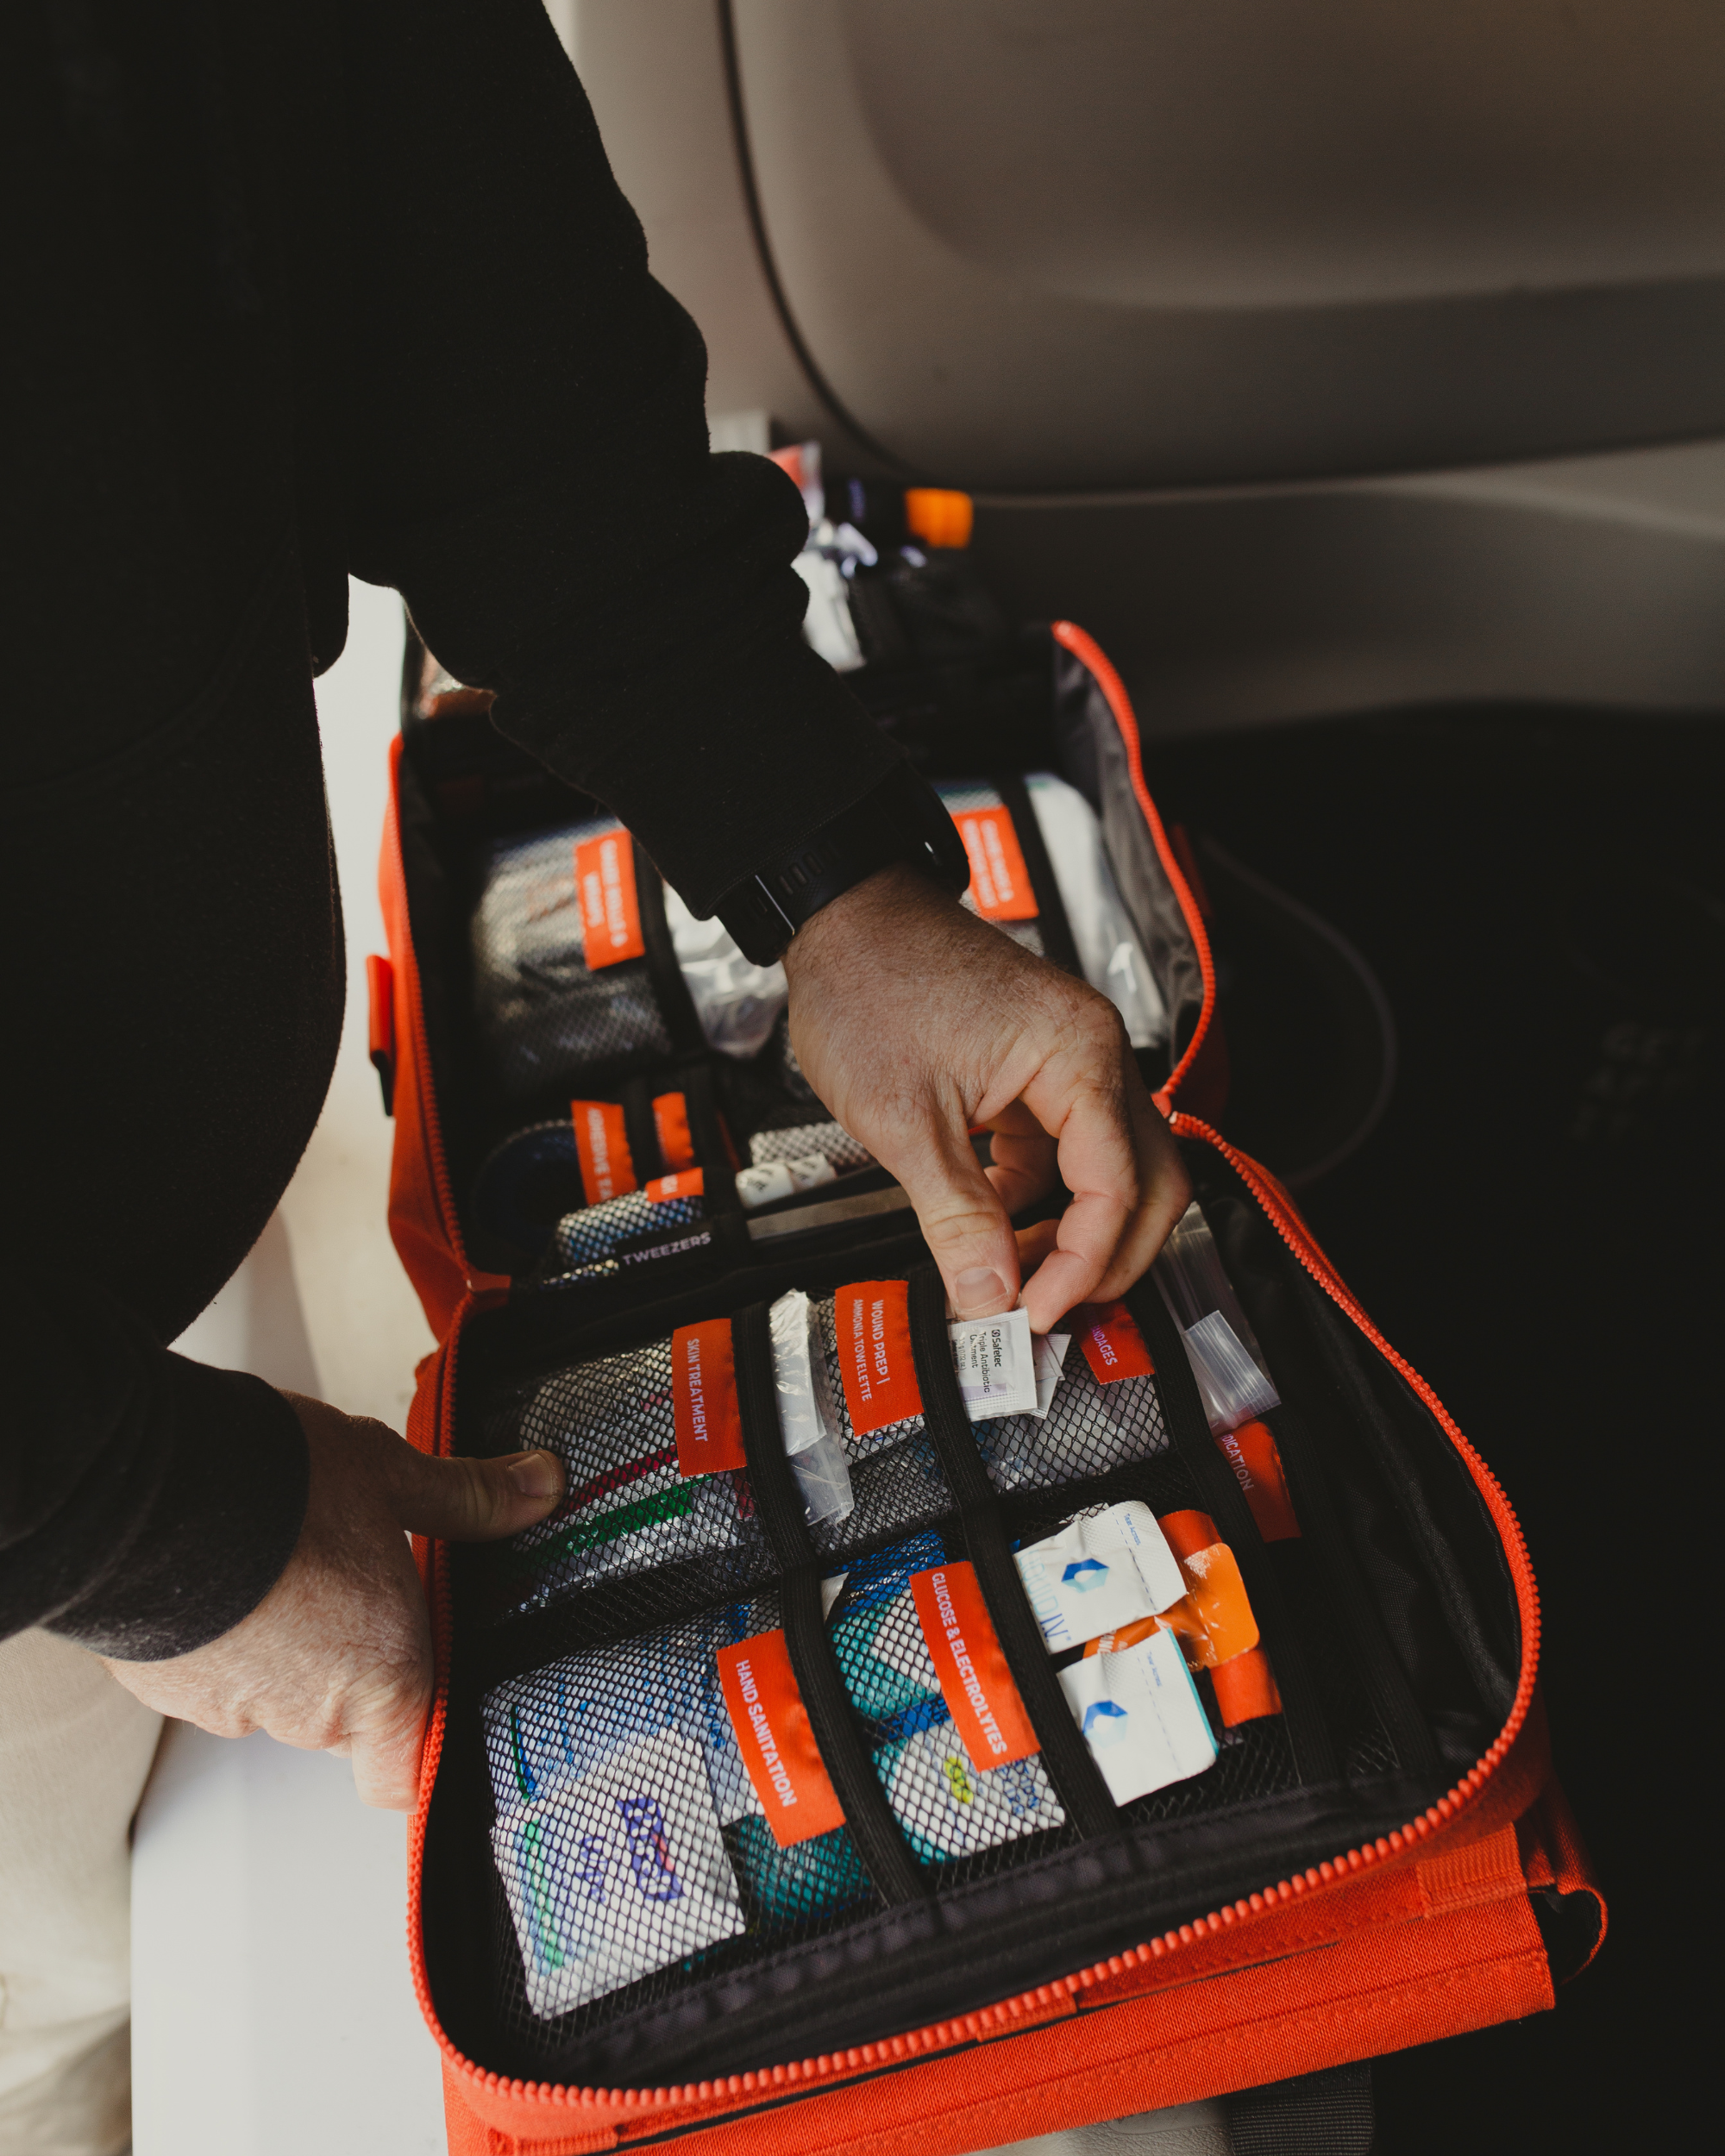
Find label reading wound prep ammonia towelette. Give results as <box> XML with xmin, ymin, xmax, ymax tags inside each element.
<box><xmin>1014</xmin><ymin>1501</ymin><xmax>1187</xmax><ymax>1651</ymax></box>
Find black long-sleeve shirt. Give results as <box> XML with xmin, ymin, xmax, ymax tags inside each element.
<box><xmin>1</xmin><ymin>0</ymin><xmax>901</xmax><ymax>1657</ymax></box>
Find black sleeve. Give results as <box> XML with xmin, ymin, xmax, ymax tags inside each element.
<box><xmin>0</xmin><ymin>1270</ymin><xmax>310</xmax><ymax>1660</ymax></box>
<box><xmin>336</xmin><ymin>0</ymin><xmax>904</xmax><ymax>917</ymax></box>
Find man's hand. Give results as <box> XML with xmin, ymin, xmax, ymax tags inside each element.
<box><xmin>783</xmin><ymin>861</ymin><xmax>1190</xmax><ymax>1332</ymax></box>
<box><xmin>102</xmin><ymin>1395</ymin><xmax>563</xmax><ymax>1808</ymax></box>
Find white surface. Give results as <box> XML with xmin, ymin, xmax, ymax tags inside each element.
<box><xmin>132</xmin><ymin>581</ymin><xmax>444</xmax><ymax>2155</ymax></box>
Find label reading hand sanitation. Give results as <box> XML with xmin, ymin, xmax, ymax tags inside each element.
<box><xmin>837</xmin><ymin>1281</ymin><xmax>923</xmax><ymax>1436</ymax></box>
<box><xmin>717</xmin><ymin>1631</ymin><xmax>845</xmax><ymax>1847</ymax></box>
<box><xmin>672</xmin><ymin>1319</ymin><xmax>745</xmax><ymax>1477</ymax></box>
<box><xmin>909</xmin><ymin>1564</ymin><xmax>1039</xmax><ymax>1767</ymax></box>
<box><xmin>1014</xmin><ymin>1501</ymin><xmax>1187</xmax><ymax>1651</ymax></box>
<box><xmin>574</xmin><ymin>830</ymin><xmax>646</xmax><ymax>968</ymax></box>
<box><xmin>570</xmin><ymin>1099</ymin><xmax>637</xmax><ymax>1204</ymax></box>
<box><xmin>947</xmin><ymin>1307</ymin><xmax>1038</xmax><ymax>1421</ymax></box>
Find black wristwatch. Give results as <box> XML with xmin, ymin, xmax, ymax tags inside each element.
<box><xmin>713</xmin><ymin>764</ymin><xmax>972</xmax><ymax>965</ymax></box>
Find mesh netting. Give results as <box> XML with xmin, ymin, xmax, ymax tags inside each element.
<box><xmin>544</xmin><ymin>1188</ymin><xmax>710</xmax><ymax>1275</ymax></box>
<box><xmin>482</xmin><ymin>1589</ymin><xmax>879</xmax><ymax>2046</ymax></box>
<box><xmin>973</xmin><ymin>1338</ymin><xmax>1170</xmax><ymax>1494</ymax></box>
<box><xmin>481</xmin><ymin>1342</ymin><xmax>772</xmax><ymax>1621</ymax></box>
<box><xmin>804</xmin><ymin>1293</ymin><xmax>954</xmax><ymax>1560</ymax></box>
<box><xmin>470</xmin><ymin>820</ymin><xmax>673</xmax><ymax>1101</ymax></box>
<box><xmin>826</xmin><ymin>1535</ymin><xmax>1070</xmax><ymax>1885</ymax></box>
<box><xmin>749</xmin><ymin>1120</ymin><xmax>873</xmax><ymax>1172</ymax></box>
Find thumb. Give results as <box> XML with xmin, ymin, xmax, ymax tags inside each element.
<box><xmin>888</xmin><ymin>1116</ymin><xmax>1023</xmax><ymax>1319</ymax></box>
<box><xmin>387</xmin><ymin>1442</ymin><xmax>565</xmax><ymax>1543</ymax></box>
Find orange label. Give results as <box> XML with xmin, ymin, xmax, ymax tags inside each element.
<box><xmin>1215</xmin><ymin>1420</ymin><xmax>1301</xmax><ymax>1541</ymax></box>
<box><xmin>956</xmin><ymin>807</ymin><xmax>1038</xmax><ymax>922</ymax></box>
<box><xmin>574</xmin><ymin>830</ymin><xmax>645</xmax><ymax>968</ymax></box>
<box><xmin>671</xmin><ymin>1319</ymin><xmax>744</xmax><ymax>1476</ymax></box>
<box><xmin>570</xmin><ymin>1099</ymin><xmax>637</xmax><ymax>1204</ymax></box>
<box><xmin>1074</xmin><ymin>1300</ymin><xmax>1155</xmax><ymax>1385</ymax></box>
<box><xmin>1088</xmin><ymin>1517</ymin><xmax>1258</xmax><ymax>1673</ymax></box>
<box><xmin>652</xmin><ymin>1090</ymin><xmax>696</xmax><ymax>1173</ymax></box>
<box><xmin>910</xmin><ymin>1564</ymin><xmax>1039</xmax><ymax>1767</ymax></box>
<box><xmin>647</xmin><ymin>1168</ymin><xmax>705</xmax><ymax>1204</ymax></box>
<box><xmin>717</xmin><ymin>1632</ymin><xmax>845</xmax><ymax>1847</ymax></box>
<box><xmin>836</xmin><ymin>1280</ymin><xmax>922</xmax><ymax>1436</ymax></box>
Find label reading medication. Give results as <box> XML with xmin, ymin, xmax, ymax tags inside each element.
<box><xmin>837</xmin><ymin>1280</ymin><xmax>923</xmax><ymax>1436</ymax></box>
<box><xmin>570</xmin><ymin>1099</ymin><xmax>637</xmax><ymax>1204</ymax></box>
<box><xmin>671</xmin><ymin>1319</ymin><xmax>744</xmax><ymax>1477</ymax></box>
<box><xmin>1014</xmin><ymin>1501</ymin><xmax>1187</xmax><ymax>1651</ymax></box>
<box><xmin>947</xmin><ymin>1306</ymin><xmax>1038</xmax><ymax>1421</ymax></box>
<box><xmin>717</xmin><ymin>1631</ymin><xmax>845</xmax><ymax>1847</ymax></box>
<box><xmin>574</xmin><ymin>830</ymin><xmax>646</xmax><ymax>968</ymax></box>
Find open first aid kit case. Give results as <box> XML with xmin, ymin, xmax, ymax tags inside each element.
<box><xmin>372</xmin><ymin>498</ymin><xmax>1603</xmax><ymax>2155</ymax></box>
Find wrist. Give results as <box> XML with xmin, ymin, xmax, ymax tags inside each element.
<box><xmin>712</xmin><ymin>764</ymin><xmax>969</xmax><ymax>965</ymax></box>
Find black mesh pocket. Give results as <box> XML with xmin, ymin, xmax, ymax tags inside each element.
<box><xmin>803</xmin><ymin>1291</ymin><xmax>954</xmax><ymax>1559</ymax></box>
<box><xmin>825</xmin><ymin>1534</ymin><xmax>1071</xmax><ymax>1888</ymax></box>
<box><xmin>973</xmin><ymin>1336</ymin><xmax>1169</xmax><ymax>1494</ymax></box>
<box><xmin>480</xmin><ymin>1340</ymin><xmax>772</xmax><ymax>1620</ymax></box>
<box><xmin>481</xmin><ymin>1589</ymin><xmax>878</xmax><ymax>2045</ymax></box>
<box><xmin>471</xmin><ymin>819</ymin><xmax>673</xmax><ymax>1100</ymax></box>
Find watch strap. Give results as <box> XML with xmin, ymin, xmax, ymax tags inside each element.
<box><xmin>713</xmin><ymin>764</ymin><xmax>970</xmax><ymax>965</ymax></box>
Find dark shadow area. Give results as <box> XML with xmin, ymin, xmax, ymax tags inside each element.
<box><xmin>1152</xmin><ymin>705</ymin><xmax>1722</xmax><ymax>2153</ymax></box>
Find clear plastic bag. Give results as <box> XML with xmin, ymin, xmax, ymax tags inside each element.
<box><xmin>1024</xmin><ymin>772</ymin><xmax>1169</xmax><ymax>1050</ymax></box>
<box><xmin>769</xmin><ymin>1290</ymin><xmax>856</xmax><ymax>1528</ymax></box>
<box><xmin>1151</xmin><ymin>1200</ymin><xmax>1282</xmax><ymax>1435</ymax></box>
<box><xmin>661</xmin><ymin>885</ymin><xmax>789</xmax><ymax>1061</ymax></box>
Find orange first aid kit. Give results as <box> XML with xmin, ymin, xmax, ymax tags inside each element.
<box><xmin>373</xmin><ymin>617</ymin><xmax>1601</xmax><ymax>2153</ymax></box>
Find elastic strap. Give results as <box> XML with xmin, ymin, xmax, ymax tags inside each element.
<box><xmin>994</xmin><ymin>771</ymin><xmax>1081</xmax><ymax>978</ymax></box>
<box><xmin>731</xmin><ymin>1305</ymin><xmax>925</xmax><ymax>1907</ymax></box>
<box><xmin>906</xmin><ymin>1268</ymin><xmax>1118</xmax><ymax>1838</ymax></box>
<box><xmin>634</xmin><ymin>841</ymin><xmax>706</xmax><ymax>1056</ymax></box>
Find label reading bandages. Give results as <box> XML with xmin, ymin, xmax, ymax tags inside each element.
<box><xmin>717</xmin><ymin>1632</ymin><xmax>845</xmax><ymax>1847</ymax></box>
<box><xmin>909</xmin><ymin>1564</ymin><xmax>1039</xmax><ymax>1768</ymax></box>
<box><xmin>1073</xmin><ymin>1300</ymin><xmax>1156</xmax><ymax>1385</ymax></box>
<box><xmin>672</xmin><ymin>1319</ymin><xmax>744</xmax><ymax>1477</ymax></box>
<box><xmin>837</xmin><ymin>1281</ymin><xmax>923</xmax><ymax>1437</ymax></box>
<box><xmin>574</xmin><ymin>830</ymin><xmax>646</xmax><ymax>968</ymax></box>
<box><xmin>957</xmin><ymin>807</ymin><xmax>1038</xmax><ymax>923</ymax></box>
<box><xmin>571</xmin><ymin>1099</ymin><xmax>637</xmax><ymax>1204</ymax></box>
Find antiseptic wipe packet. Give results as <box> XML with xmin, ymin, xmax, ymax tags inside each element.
<box><xmin>1013</xmin><ymin>1501</ymin><xmax>1187</xmax><ymax>1651</ymax></box>
<box><xmin>1057</xmin><ymin>1626</ymin><xmax>1218</xmax><ymax>1805</ymax></box>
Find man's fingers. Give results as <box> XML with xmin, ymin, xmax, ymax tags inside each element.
<box><xmin>881</xmin><ymin>1113</ymin><xmax>1024</xmax><ymax>1319</ymax></box>
<box><xmin>388</xmin><ymin>1441</ymin><xmax>565</xmax><ymax>1543</ymax></box>
<box><xmin>346</xmin><ymin>1680</ymin><xmax>435</xmax><ymax>1811</ymax></box>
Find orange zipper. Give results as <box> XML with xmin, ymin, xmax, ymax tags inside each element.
<box><xmin>405</xmin><ymin>1118</ymin><xmax>1541</xmax><ymax>2128</ymax></box>
<box><xmin>396</xmin><ymin>655</ymin><xmax>1539</xmax><ymax>2128</ymax></box>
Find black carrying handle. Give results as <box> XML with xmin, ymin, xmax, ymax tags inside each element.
<box><xmin>904</xmin><ymin>1267</ymin><xmax>1119</xmax><ymax>1839</ymax></box>
<box><xmin>730</xmin><ymin>1303</ymin><xmax>926</xmax><ymax>1907</ymax></box>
